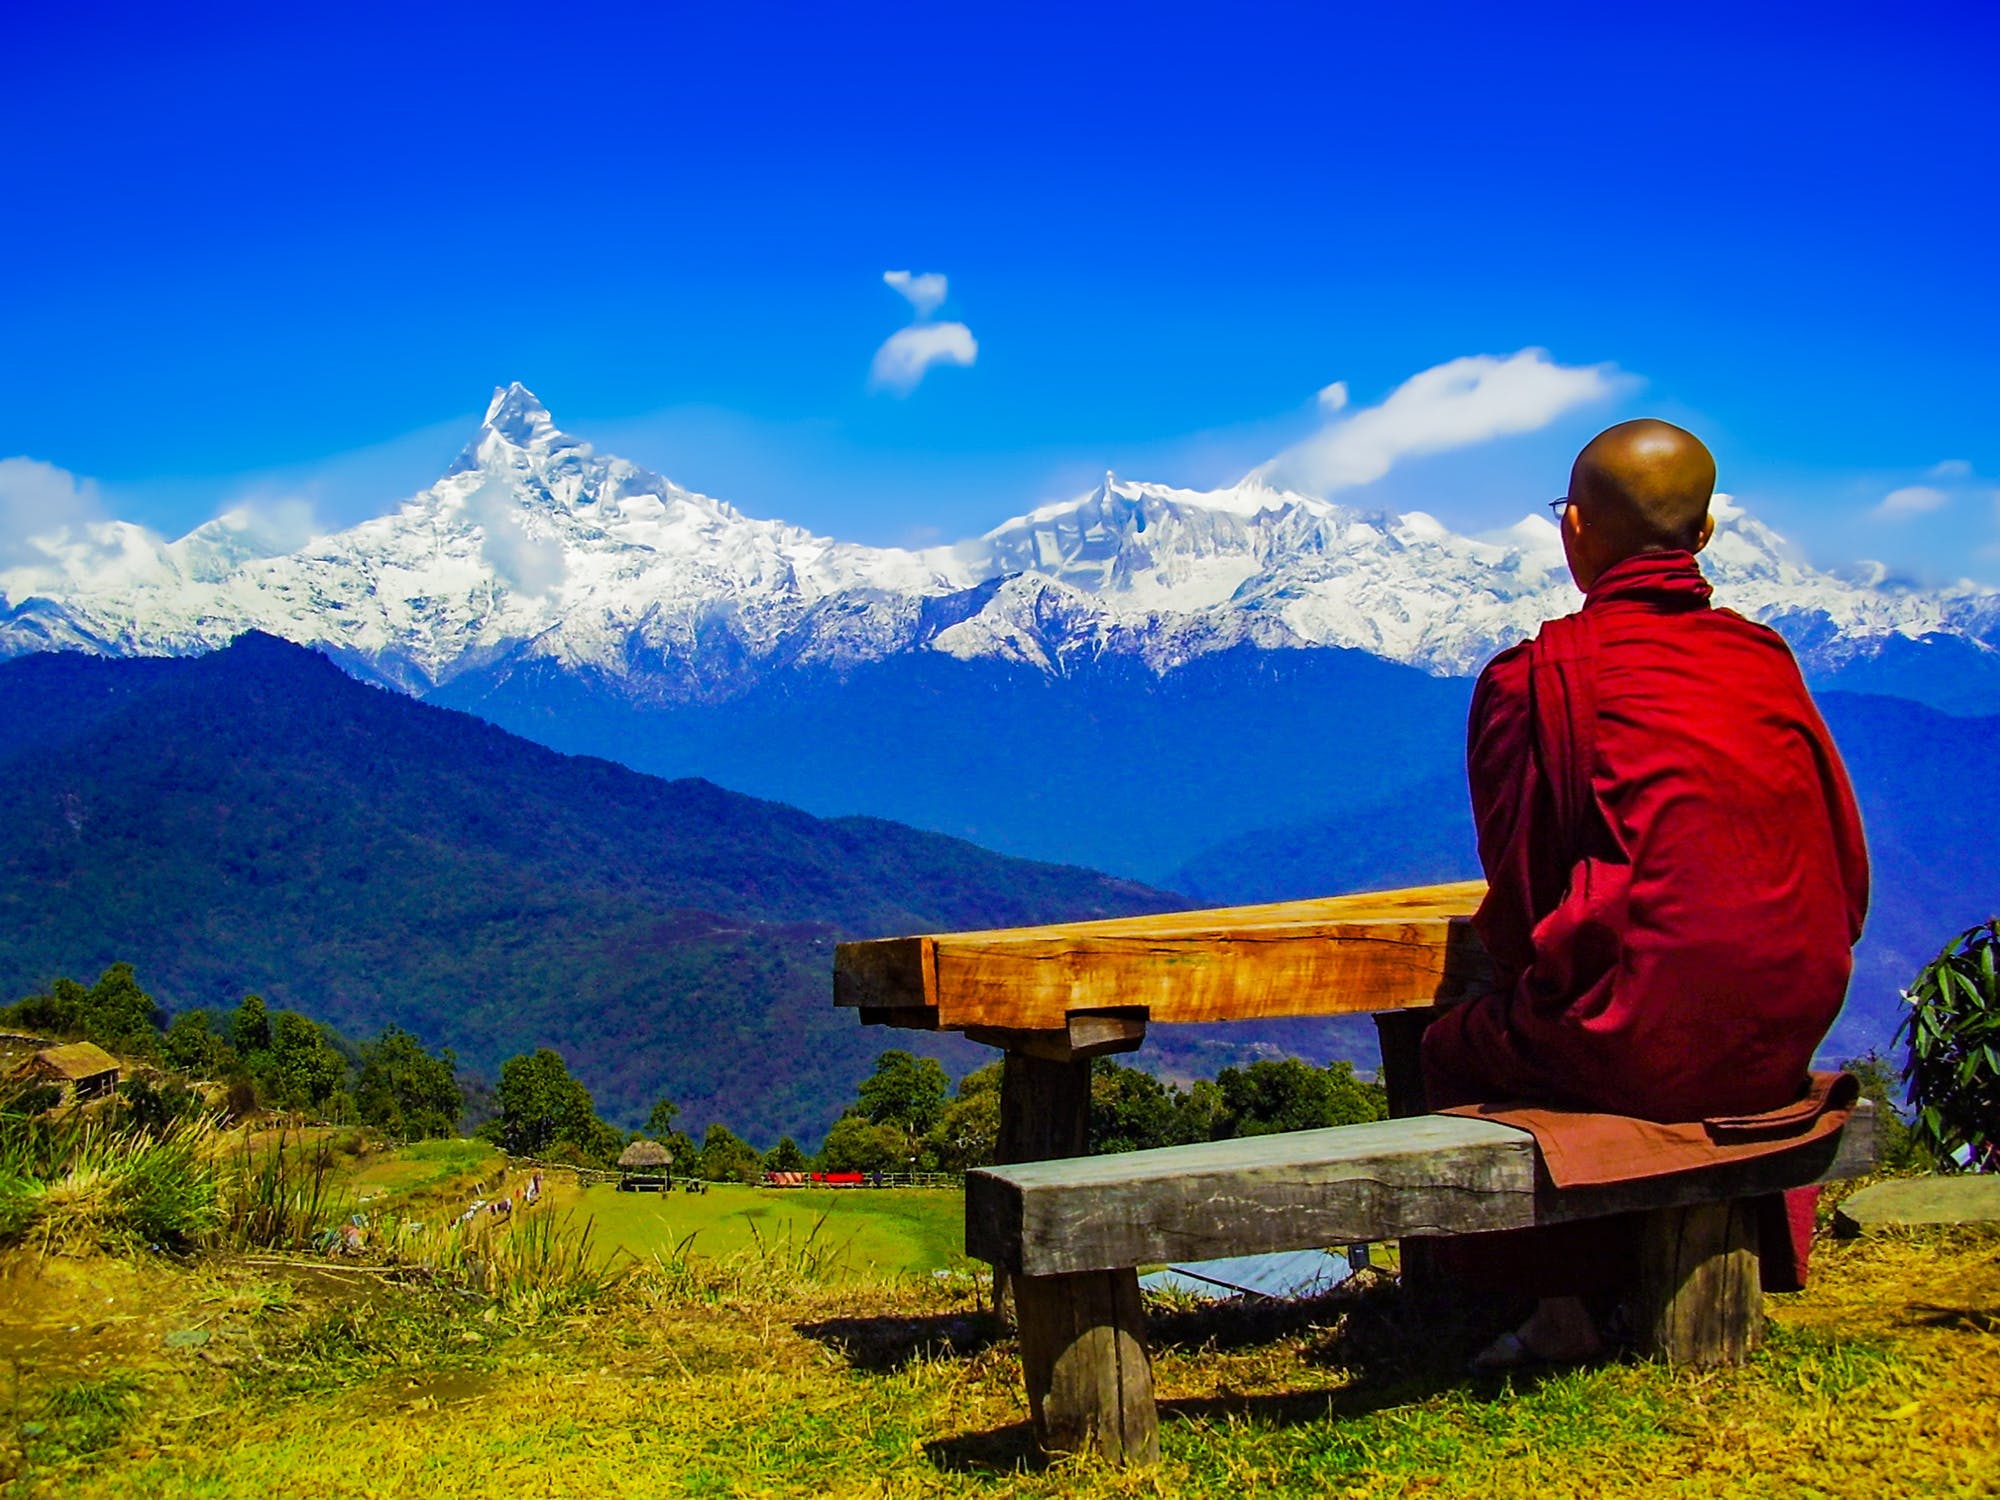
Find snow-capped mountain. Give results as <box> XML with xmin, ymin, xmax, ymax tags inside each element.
<box><xmin>4</xmin><ymin>383</ymin><xmax>1995</xmax><ymax>697</ymax></box>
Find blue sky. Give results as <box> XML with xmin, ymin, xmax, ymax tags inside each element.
<box><xmin>3</xmin><ymin>1</ymin><xmax>1996</xmax><ymax>580</ymax></box>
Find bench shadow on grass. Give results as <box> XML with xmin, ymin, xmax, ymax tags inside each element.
<box><xmin>807</xmin><ymin>1274</ymin><xmax>1548</xmax><ymax>1476</ymax></box>
<box><xmin>793</xmin><ymin>1310</ymin><xmax>1007</xmax><ymax>1373</ymax></box>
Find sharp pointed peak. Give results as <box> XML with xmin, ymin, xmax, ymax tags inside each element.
<box><xmin>481</xmin><ymin>382</ymin><xmax>559</xmax><ymax>443</ymax></box>
<box><xmin>449</xmin><ymin>382</ymin><xmax>584</xmax><ymax>475</ymax></box>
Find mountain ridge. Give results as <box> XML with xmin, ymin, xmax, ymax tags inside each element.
<box><xmin>5</xmin><ymin>384</ymin><xmax>1996</xmax><ymax>710</ymax></box>
<box><xmin>0</xmin><ymin>632</ymin><xmax>1181</xmax><ymax>1140</ymax></box>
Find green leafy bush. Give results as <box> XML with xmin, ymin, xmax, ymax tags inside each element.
<box><xmin>1897</xmin><ymin>919</ymin><xmax>2000</xmax><ymax>1172</ymax></box>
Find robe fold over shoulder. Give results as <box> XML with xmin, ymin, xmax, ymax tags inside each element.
<box><xmin>1422</xmin><ymin>550</ymin><xmax>1870</xmax><ymax>1124</ymax></box>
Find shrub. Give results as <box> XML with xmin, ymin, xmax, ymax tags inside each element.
<box><xmin>1898</xmin><ymin>919</ymin><xmax>2000</xmax><ymax>1172</ymax></box>
<box><xmin>0</xmin><ymin>1099</ymin><xmax>224</xmax><ymax>1254</ymax></box>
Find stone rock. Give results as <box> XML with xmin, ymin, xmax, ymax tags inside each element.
<box><xmin>1833</xmin><ymin>1175</ymin><xmax>2000</xmax><ymax>1235</ymax></box>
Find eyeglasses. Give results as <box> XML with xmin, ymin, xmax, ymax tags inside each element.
<box><xmin>1548</xmin><ymin>497</ymin><xmax>1572</xmax><ymax>521</ymax></box>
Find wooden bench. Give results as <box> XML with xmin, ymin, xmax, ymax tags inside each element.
<box><xmin>964</xmin><ymin>1106</ymin><xmax>1875</xmax><ymax>1464</ymax></box>
<box><xmin>833</xmin><ymin>880</ymin><xmax>1877</xmax><ymax>1465</ymax></box>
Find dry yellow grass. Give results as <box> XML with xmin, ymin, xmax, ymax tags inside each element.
<box><xmin>2</xmin><ymin>1228</ymin><xmax>1994</xmax><ymax>1499</ymax></box>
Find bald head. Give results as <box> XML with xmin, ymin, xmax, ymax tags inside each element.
<box><xmin>1562</xmin><ymin>420</ymin><xmax>1717</xmax><ymax>589</ymax></box>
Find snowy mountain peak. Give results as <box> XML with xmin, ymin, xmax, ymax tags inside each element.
<box><xmin>3</xmin><ymin>384</ymin><xmax>1996</xmax><ymax>700</ymax></box>
<box><xmin>483</xmin><ymin>381</ymin><xmax>556</xmax><ymax>441</ymax></box>
<box><xmin>450</xmin><ymin>383</ymin><xmax>581</xmax><ymax>478</ymax></box>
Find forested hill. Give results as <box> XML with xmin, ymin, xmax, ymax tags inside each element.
<box><xmin>0</xmin><ymin>633</ymin><xmax>1181</xmax><ymax>1141</ymax></box>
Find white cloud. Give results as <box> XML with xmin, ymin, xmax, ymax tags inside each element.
<box><xmin>1317</xmin><ymin>380</ymin><xmax>1350</xmax><ymax>413</ymax></box>
<box><xmin>1253</xmin><ymin>349</ymin><xmax>1620</xmax><ymax>495</ymax></box>
<box><xmin>209</xmin><ymin>495</ymin><xmax>322</xmax><ymax>555</ymax></box>
<box><xmin>0</xmin><ymin>456</ymin><xmax>108</xmax><ymax>569</ymax></box>
<box><xmin>1928</xmin><ymin>458</ymin><xmax>1972</xmax><ymax>479</ymax></box>
<box><xmin>870</xmin><ymin>322</ymin><xmax>979</xmax><ymax>395</ymax></box>
<box><xmin>466</xmin><ymin>480</ymin><xmax>566</xmax><ymax>595</ymax></box>
<box><xmin>1873</xmin><ymin>484</ymin><xmax>1950</xmax><ymax>520</ymax></box>
<box><xmin>883</xmin><ymin>270</ymin><xmax>948</xmax><ymax>318</ymax></box>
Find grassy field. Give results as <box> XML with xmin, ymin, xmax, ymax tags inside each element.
<box><xmin>544</xmin><ymin>1179</ymin><xmax>967</xmax><ymax>1276</ymax></box>
<box><xmin>2</xmin><ymin>1207</ymin><xmax>1995</xmax><ymax>1498</ymax></box>
<box><xmin>332</xmin><ymin>1140</ymin><xmax>967</xmax><ymax>1279</ymax></box>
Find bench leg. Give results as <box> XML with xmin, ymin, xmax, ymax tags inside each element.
<box><xmin>1635</xmin><ymin>1198</ymin><xmax>1763</xmax><ymax>1366</ymax></box>
<box><xmin>993</xmin><ymin>1051</ymin><xmax>1092</xmax><ymax>1324</ymax></box>
<box><xmin>1014</xmin><ymin>1267</ymin><xmax>1159</xmax><ymax>1466</ymax></box>
<box><xmin>1373</xmin><ymin>1010</ymin><xmax>1447</xmax><ymax>1302</ymax></box>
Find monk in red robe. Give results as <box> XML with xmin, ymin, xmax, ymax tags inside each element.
<box><xmin>1421</xmin><ymin>418</ymin><xmax>1870</xmax><ymax>1364</ymax></box>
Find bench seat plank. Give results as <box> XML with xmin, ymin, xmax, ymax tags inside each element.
<box><xmin>967</xmin><ymin>1104</ymin><xmax>1875</xmax><ymax>1277</ymax></box>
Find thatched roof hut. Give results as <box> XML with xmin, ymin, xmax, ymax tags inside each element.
<box><xmin>618</xmin><ymin>1138</ymin><xmax>674</xmax><ymax>1173</ymax></box>
<box><xmin>12</xmin><ymin>1041</ymin><xmax>121</xmax><ymax>1102</ymax></box>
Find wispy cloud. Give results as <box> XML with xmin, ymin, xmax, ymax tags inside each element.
<box><xmin>1928</xmin><ymin>458</ymin><xmax>1972</xmax><ymax>479</ymax></box>
<box><xmin>208</xmin><ymin>494</ymin><xmax>322</xmax><ymax>555</ymax></box>
<box><xmin>1252</xmin><ymin>349</ymin><xmax>1620</xmax><ymax>495</ymax></box>
<box><xmin>871</xmin><ymin>323</ymin><xmax>979</xmax><ymax>395</ymax></box>
<box><xmin>1873</xmin><ymin>484</ymin><xmax>1951</xmax><ymax>520</ymax></box>
<box><xmin>883</xmin><ymin>270</ymin><xmax>948</xmax><ymax>319</ymax></box>
<box><xmin>872</xmin><ymin>269</ymin><xmax>977</xmax><ymax>394</ymax></box>
<box><xmin>467</xmin><ymin>480</ymin><xmax>566</xmax><ymax>595</ymax></box>
<box><xmin>0</xmin><ymin>456</ymin><xmax>107</xmax><ymax>569</ymax></box>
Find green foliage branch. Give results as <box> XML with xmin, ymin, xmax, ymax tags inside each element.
<box><xmin>1897</xmin><ymin>919</ymin><xmax>2000</xmax><ymax>1172</ymax></box>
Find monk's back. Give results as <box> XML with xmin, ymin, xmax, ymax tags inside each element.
<box><xmin>1586</xmin><ymin>594</ymin><xmax>1866</xmax><ymax>1118</ymax></box>
<box><xmin>1426</xmin><ymin>552</ymin><xmax>1870</xmax><ymax>1124</ymax></box>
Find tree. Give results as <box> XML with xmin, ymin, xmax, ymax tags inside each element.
<box><xmin>855</xmin><ymin>1050</ymin><xmax>951</xmax><ymax>1136</ymax></box>
<box><xmin>163</xmin><ymin>1010</ymin><xmax>238</xmax><ymax>1078</ymax></box>
<box><xmin>763</xmin><ymin>1136</ymin><xmax>809</xmax><ymax>1172</ymax></box>
<box><xmin>1</xmin><ymin>965</ymin><xmax>164</xmax><ymax>1054</ymax></box>
<box><xmin>645</xmin><ymin>1097</ymin><xmax>682</xmax><ymax>1139</ymax></box>
<box><xmin>492</xmin><ymin>1049</ymin><xmax>620</xmax><ymax>1164</ymax></box>
<box><xmin>269</xmin><ymin>1010</ymin><xmax>349</xmax><ymax>1114</ymax></box>
<box><xmin>817</xmin><ymin>1115</ymin><xmax>909</xmax><ymax>1173</ymax></box>
<box><xmin>355</xmin><ymin>1026</ymin><xmax>462</xmax><ymax>1140</ymax></box>
<box><xmin>232</xmin><ymin>994</ymin><xmax>273</xmax><ymax>1058</ymax></box>
<box><xmin>927</xmin><ymin>1061</ymin><xmax>1003</xmax><ymax>1169</ymax></box>
<box><xmin>697</xmin><ymin>1123</ymin><xmax>762</xmax><ymax>1183</ymax></box>
<box><xmin>1898</xmin><ymin>920</ymin><xmax>2000</xmax><ymax>1172</ymax></box>
<box><xmin>3</xmin><ymin>977</ymin><xmax>88</xmax><ymax>1037</ymax></box>
<box><xmin>1090</xmin><ymin>1061</ymin><xmax>1192</xmax><ymax>1155</ymax></box>
<box><xmin>1212</xmin><ymin>1057</ymin><xmax>1386</xmax><ymax>1138</ymax></box>
<box><xmin>80</xmin><ymin>963</ymin><xmax>164</xmax><ymax>1054</ymax></box>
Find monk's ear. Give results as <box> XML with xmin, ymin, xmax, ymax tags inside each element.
<box><xmin>1693</xmin><ymin>512</ymin><xmax>1716</xmax><ymax>555</ymax></box>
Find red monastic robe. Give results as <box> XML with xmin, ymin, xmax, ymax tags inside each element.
<box><xmin>1423</xmin><ymin>550</ymin><xmax>1870</xmax><ymax>1124</ymax></box>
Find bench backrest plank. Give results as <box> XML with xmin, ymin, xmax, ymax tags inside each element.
<box><xmin>967</xmin><ymin>1103</ymin><xmax>1875</xmax><ymax>1277</ymax></box>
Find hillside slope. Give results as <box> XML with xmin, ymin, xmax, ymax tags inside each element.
<box><xmin>0</xmin><ymin>635</ymin><xmax>1179</xmax><ymax>1140</ymax></box>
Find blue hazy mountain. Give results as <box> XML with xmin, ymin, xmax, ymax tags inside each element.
<box><xmin>0</xmin><ymin>635</ymin><xmax>1181</xmax><ymax>1141</ymax></box>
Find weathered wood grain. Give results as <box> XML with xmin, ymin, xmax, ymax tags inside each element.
<box><xmin>1636</xmin><ymin>1199</ymin><xmax>1763</xmax><ymax>1366</ymax></box>
<box><xmin>968</xmin><ymin>1115</ymin><xmax>1538</xmax><ymax>1275</ymax></box>
<box><xmin>967</xmin><ymin>1103</ymin><xmax>1878</xmax><ymax>1277</ymax></box>
<box><xmin>1014</xmin><ymin>1267</ymin><xmax>1158</xmax><ymax>1465</ymax></box>
<box><xmin>835</xmin><ymin>880</ymin><xmax>1492</xmax><ymax>1031</ymax></box>
<box><xmin>991</xmin><ymin>1050</ymin><xmax>1095</xmax><ymax>1325</ymax></box>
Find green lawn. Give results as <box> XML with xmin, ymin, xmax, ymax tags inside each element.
<box><xmin>548</xmin><ymin>1179</ymin><xmax>966</xmax><ymax>1277</ymax></box>
<box><xmin>345</xmin><ymin>1137</ymin><xmax>500</xmax><ymax>1210</ymax></box>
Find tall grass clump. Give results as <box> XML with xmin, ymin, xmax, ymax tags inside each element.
<box><xmin>220</xmin><ymin>1123</ymin><xmax>350</xmax><ymax>1249</ymax></box>
<box><xmin>383</xmin><ymin>1208</ymin><xmax>627</xmax><ymax>1317</ymax></box>
<box><xmin>0</xmin><ymin>1085</ymin><xmax>223</xmax><ymax>1253</ymax></box>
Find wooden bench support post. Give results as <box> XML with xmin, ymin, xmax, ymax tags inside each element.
<box><xmin>1635</xmin><ymin>1198</ymin><xmax>1763</xmax><ymax>1366</ymax></box>
<box><xmin>990</xmin><ymin>1049</ymin><xmax>1093</xmax><ymax>1323</ymax></box>
<box><xmin>1373</xmin><ymin>1009</ymin><xmax>1446</xmax><ymax>1302</ymax></box>
<box><xmin>1014</xmin><ymin>1267</ymin><xmax>1159</xmax><ymax>1466</ymax></box>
